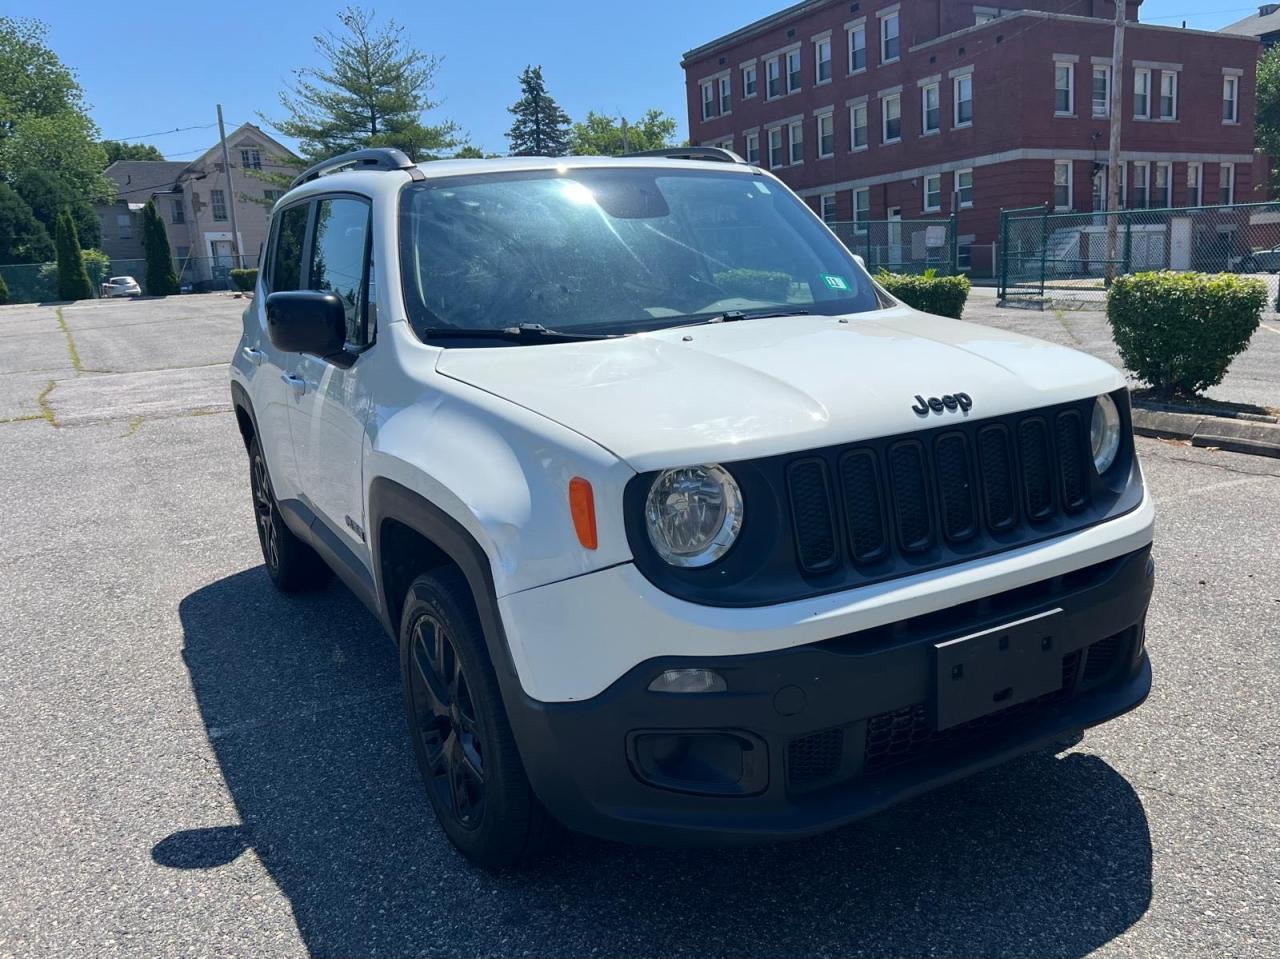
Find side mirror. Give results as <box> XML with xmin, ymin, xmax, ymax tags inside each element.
<box><xmin>266</xmin><ymin>291</ymin><xmax>346</xmax><ymax>356</ymax></box>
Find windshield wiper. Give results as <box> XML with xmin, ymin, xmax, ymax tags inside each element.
<box><xmin>422</xmin><ymin>323</ymin><xmax>618</xmax><ymax>343</ymax></box>
<box><xmin>694</xmin><ymin>308</ymin><xmax>811</xmax><ymax>326</ymax></box>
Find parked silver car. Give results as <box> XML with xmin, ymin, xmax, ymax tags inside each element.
<box><xmin>102</xmin><ymin>276</ymin><xmax>142</xmax><ymax>297</ymax></box>
<box><xmin>1230</xmin><ymin>246</ymin><xmax>1280</xmax><ymax>274</ymax></box>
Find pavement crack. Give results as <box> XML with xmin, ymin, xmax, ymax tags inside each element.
<box><xmin>35</xmin><ymin>379</ymin><xmax>60</xmax><ymax>427</ymax></box>
<box><xmin>55</xmin><ymin>307</ymin><xmax>83</xmax><ymax>374</ymax></box>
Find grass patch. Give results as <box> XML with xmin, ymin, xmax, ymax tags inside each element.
<box><xmin>35</xmin><ymin>379</ymin><xmax>58</xmax><ymax>427</ymax></box>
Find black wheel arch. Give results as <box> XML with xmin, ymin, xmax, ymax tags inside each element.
<box><xmin>230</xmin><ymin>380</ymin><xmax>257</xmax><ymax>452</ymax></box>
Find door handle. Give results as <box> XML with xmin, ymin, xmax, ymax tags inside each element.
<box><xmin>281</xmin><ymin>372</ymin><xmax>306</xmax><ymax>396</ymax></box>
<box><xmin>242</xmin><ymin>346</ymin><xmax>265</xmax><ymax>365</ymax></box>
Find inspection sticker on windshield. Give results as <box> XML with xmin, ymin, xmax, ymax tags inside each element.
<box><xmin>822</xmin><ymin>274</ymin><xmax>850</xmax><ymax>291</ymax></box>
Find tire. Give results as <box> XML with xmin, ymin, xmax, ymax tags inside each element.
<box><xmin>400</xmin><ymin>567</ymin><xmax>560</xmax><ymax>868</ymax></box>
<box><xmin>247</xmin><ymin>435</ymin><xmax>331</xmax><ymax>592</ymax></box>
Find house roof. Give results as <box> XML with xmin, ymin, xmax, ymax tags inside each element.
<box><xmin>1220</xmin><ymin>5</ymin><xmax>1280</xmax><ymax>39</ymax></box>
<box><xmin>103</xmin><ymin>160</ymin><xmax>189</xmax><ymax>201</ymax></box>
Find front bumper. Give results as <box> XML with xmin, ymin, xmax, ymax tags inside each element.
<box><xmin>505</xmin><ymin>545</ymin><xmax>1154</xmax><ymax>844</ymax></box>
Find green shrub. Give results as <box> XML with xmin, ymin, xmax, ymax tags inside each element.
<box><xmin>876</xmin><ymin>269</ymin><xmax>971</xmax><ymax>319</ymax></box>
<box><xmin>713</xmin><ymin>268</ymin><xmax>793</xmax><ymax>302</ymax></box>
<box><xmin>141</xmin><ymin>200</ymin><xmax>180</xmax><ymax>296</ymax></box>
<box><xmin>54</xmin><ymin>208</ymin><xmax>94</xmax><ymax>301</ymax></box>
<box><xmin>0</xmin><ymin>271</ymin><xmax>8</xmax><ymax>305</ymax></box>
<box><xmin>1107</xmin><ymin>271</ymin><xmax>1265</xmax><ymax>397</ymax></box>
<box><xmin>229</xmin><ymin>267</ymin><xmax>259</xmax><ymax>292</ymax></box>
<box><xmin>81</xmin><ymin>249</ymin><xmax>110</xmax><ymax>292</ymax></box>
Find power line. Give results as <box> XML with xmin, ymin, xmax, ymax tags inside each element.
<box><xmin>101</xmin><ymin>122</ymin><xmax>219</xmax><ymax>142</ymax></box>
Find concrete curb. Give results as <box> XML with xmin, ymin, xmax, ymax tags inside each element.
<box><xmin>1131</xmin><ymin>407</ymin><xmax>1280</xmax><ymax>459</ymax></box>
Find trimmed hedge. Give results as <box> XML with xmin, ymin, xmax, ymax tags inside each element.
<box><xmin>229</xmin><ymin>267</ymin><xmax>259</xmax><ymax>293</ymax></box>
<box><xmin>0</xmin><ymin>272</ymin><xmax>8</xmax><ymax>305</ymax></box>
<box><xmin>1107</xmin><ymin>271</ymin><xmax>1265</xmax><ymax>397</ymax></box>
<box><xmin>876</xmin><ymin>270</ymin><xmax>971</xmax><ymax>319</ymax></box>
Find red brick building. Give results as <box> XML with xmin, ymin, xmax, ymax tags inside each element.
<box><xmin>682</xmin><ymin>0</ymin><xmax>1260</xmax><ymax>273</ymax></box>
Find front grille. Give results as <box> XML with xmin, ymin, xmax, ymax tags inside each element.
<box><xmin>787</xmin><ymin>458</ymin><xmax>839</xmax><ymax>572</ymax></box>
<box><xmin>787</xmin><ymin>727</ymin><xmax>843</xmax><ymax>785</ymax></box>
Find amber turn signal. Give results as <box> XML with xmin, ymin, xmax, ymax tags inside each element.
<box><xmin>569</xmin><ymin>477</ymin><xmax>598</xmax><ymax>550</ymax></box>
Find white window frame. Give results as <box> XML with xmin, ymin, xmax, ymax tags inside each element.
<box><xmin>1186</xmin><ymin>161</ymin><xmax>1202</xmax><ymax>207</ymax></box>
<box><xmin>210</xmin><ymin>188</ymin><xmax>228</xmax><ymax>221</ymax></box>
<box><xmin>1219</xmin><ymin>162</ymin><xmax>1235</xmax><ymax>205</ymax></box>
<box><xmin>1159</xmin><ymin>70</ymin><xmax>1178</xmax><ymax>120</ymax></box>
<box><xmin>1092</xmin><ymin>64</ymin><xmax>1110</xmax><ymax>119</ymax></box>
<box><xmin>880</xmin><ymin>9</ymin><xmax>900</xmax><ymax>64</ymax></box>
<box><xmin>718</xmin><ymin>75</ymin><xmax>732</xmax><ymax>115</ymax></box>
<box><xmin>816</xmin><ymin>110</ymin><xmax>835</xmax><ymax>159</ymax></box>
<box><xmin>954</xmin><ymin>73</ymin><xmax>973</xmax><ymax>127</ymax></box>
<box><xmin>1132</xmin><ymin>161</ymin><xmax>1150</xmax><ymax>209</ymax></box>
<box><xmin>744</xmin><ymin>130</ymin><xmax>760</xmax><ymax>164</ymax></box>
<box><xmin>848</xmin><ymin>21</ymin><xmax>867</xmax><ymax>74</ymax></box>
<box><xmin>788</xmin><ymin>120</ymin><xmax>804</xmax><ymax>164</ymax></box>
<box><xmin>1133</xmin><ymin>67</ymin><xmax>1150</xmax><ymax>119</ymax></box>
<box><xmin>787</xmin><ymin>49</ymin><xmax>802</xmax><ymax>94</ymax></box>
<box><xmin>169</xmin><ymin>198</ymin><xmax>185</xmax><ymax>224</ymax></box>
<box><xmin>1154</xmin><ymin>161</ymin><xmax>1172</xmax><ymax>208</ymax></box>
<box><xmin>239</xmin><ymin>147</ymin><xmax>262</xmax><ymax>170</ymax></box>
<box><xmin>116</xmin><ymin>212</ymin><xmax>132</xmax><ymax>239</ymax></box>
<box><xmin>881</xmin><ymin>92</ymin><xmax>901</xmax><ymax>144</ymax></box>
<box><xmin>955</xmin><ymin>168</ymin><xmax>974</xmax><ymax>208</ymax></box>
<box><xmin>1223</xmin><ymin>73</ymin><xmax>1239</xmax><ymax>124</ymax></box>
<box><xmin>768</xmin><ymin>126</ymin><xmax>785</xmax><ymax>168</ymax></box>
<box><xmin>742</xmin><ymin>63</ymin><xmax>757</xmax><ymax>99</ymax></box>
<box><xmin>923</xmin><ymin>173</ymin><xmax>942</xmax><ymax>213</ymax></box>
<box><xmin>849</xmin><ymin>101</ymin><xmax>868</xmax><ymax>150</ymax></box>
<box><xmin>1054</xmin><ymin>60</ymin><xmax>1075</xmax><ymax>116</ymax></box>
<box><xmin>701</xmin><ymin>80</ymin><xmax>715</xmax><ymax>120</ymax></box>
<box><xmin>853</xmin><ymin>187</ymin><xmax>870</xmax><ymax>232</ymax></box>
<box><xmin>921</xmin><ymin>80</ymin><xmax>940</xmax><ymax>134</ymax></box>
<box><xmin>814</xmin><ymin>35</ymin><xmax>832</xmax><ymax>85</ymax></box>
<box><xmin>820</xmin><ymin>193</ymin><xmax>838</xmax><ymax>223</ymax></box>
<box><xmin>766</xmin><ymin>57</ymin><xmax>782</xmax><ymax>99</ymax></box>
<box><xmin>1053</xmin><ymin>160</ymin><xmax>1073</xmax><ymax>211</ymax></box>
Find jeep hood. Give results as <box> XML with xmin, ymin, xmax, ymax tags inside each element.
<box><xmin>434</xmin><ymin>306</ymin><xmax>1124</xmax><ymax>471</ymax></box>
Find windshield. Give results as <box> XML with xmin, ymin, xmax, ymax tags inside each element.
<box><xmin>398</xmin><ymin>166</ymin><xmax>882</xmax><ymax>338</ymax></box>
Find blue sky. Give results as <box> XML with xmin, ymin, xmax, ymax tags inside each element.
<box><xmin>16</xmin><ymin>0</ymin><xmax>1264</xmax><ymax>161</ymax></box>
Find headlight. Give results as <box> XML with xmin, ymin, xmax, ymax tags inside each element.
<box><xmin>1090</xmin><ymin>393</ymin><xmax>1122</xmax><ymax>473</ymax></box>
<box><xmin>644</xmin><ymin>465</ymin><xmax>743</xmax><ymax>567</ymax></box>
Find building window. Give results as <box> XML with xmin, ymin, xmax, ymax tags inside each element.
<box><xmin>768</xmin><ymin>127</ymin><xmax>785</xmax><ymax>167</ymax></box>
<box><xmin>116</xmin><ymin>213</ymin><xmax>132</xmax><ymax>240</ymax></box>
<box><xmin>744</xmin><ymin>131</ymin><xmax>760</xmax><ymax>164</ymax></box>
<box><xmin>718</xmin><ymin>75</ymin><xmax>732</xmax><ymax>115</ymax></box>
<box><xmin>1132</xmin><ymin>162</ymin><xmax>1149</xmax><ymax>209</ymax></box>
<box><xmin>882</xmin><ymin>92</ymin><xmax>901</xmax><ymax>143</ymax></box>
<box><xmin>849</xmin><ymin>22</ymin><xmax>866</xmax><ymax>73</ymax></box>
<box><xmin>850</xmin><ymin>101</ymin><xmax>868</xmax><ymax>149</ymax></box>
<box><xmin>169</xmin><ymin>199</ymin><xmax>184</xmax><ymax>224</ymax></box>
<box><xmin>820</xmin><ymin>193</ymin><xmax>838</xmax><ymax>223</ymax></box>
<box><xmin>787</xmin><ymin>49</ymin><xmax>802</xmax><ymax>93</ymax></box>
<box><xmin>1159</xmin><ymin>70</ymin><xmax>1178</xmax><ymax>120</ymax></box>
<box><xmin>956</xmin><ymin>168</ymin><xmax>974</xmax><ymax>208</ymax></box>
<box><xmin>954</xmin><ymin>73</ymin><xmax>973</xmax><ymax>126</ymax></box>
<box><xmin>1054</xmin><ymin>61</ymin><xmax>1074</xmax><ymax>115</ymax></box>
<box><xmin>210</xmin><ymin>189</ymin><xmax>228</xmax><ymax>221</ymax></box>
<box><xmin>1223</xmin><ymin>74</ymin><xmax>1239</xmax><ymax>123</ymax></box>
<box><xmin>701</xmin><ymin>81</ymin><xmax>715</xmax><ymax>120</ymax></box>
<box><xmin>853</xmin><ymin>187</ymin><xmax>870</xmax><ymax>232</ymax></box>
<box><xmin>743</xmin><ymin>64</ymin><xmax>757</xmax><ymax>98</ymax></box>
<box><xmin>816</xmin><ymin>111</ymin><xmax>834</xmax><ymax>158</ymax></box>
<box><xmin>789</xmin><ymin>120</ymin><xmax>804</xmax><ymax>164</ymax></box>
<box><xmin>1092</xmin><ymin>65</ymin><xmax>1110</xmax><ymax>118</ymax></box>
<box><xmin>815</xmin><ymin>37</ymin><xmax>832</xmax><ymax>84</ymax></box>
<box><xmin>924</xmin><ymin>174</ymin><xmax>942</xmax><ymax>213</ymax></box>
<box><xmin>1133</xmin><ymin>68</ymin><xmax>1150</xmax><ymax>118</ymax></box>
<box><xmin>881</xmin><ymin>10</ymin><xmax>900</xmax><ymax>64</ymax></box>
<box><xmin>766</xmin><ymin>57</ymin><xmax>782</xmax><ymax>98</ymax></box>
<box><xmin>1186</xmin><ymin>161</ymin><xmax>1202</xmax><ymax>207</ymax></box>
<box><xmin>921</xmin><ymin>81</ymin><xmax>940</xmax><ymax>134</ymax></box>
<box><xmin>239</xmin><ymin>147</ymin><xmax>262</xmax><ymax>170</ymax></box>
<box><xmin>1053</xmin><ymin>161</ymin><xmax>1072</xmax><ymax>211</ymax></box>
<box><xmin>1219</xmin><ymin>162</ymin><xmax>1235</xmax><ymax>204</ymax></box>
<box><xmin>1154</xmin><ymin>162</ymin><xmax>1171</xmax><ymax>207</ymax></box>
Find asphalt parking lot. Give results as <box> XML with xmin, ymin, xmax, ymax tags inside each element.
<box><xmin>1</xmin><ymin>294</ymin><xmax>1277</xmax><ymax>958</ymax></box>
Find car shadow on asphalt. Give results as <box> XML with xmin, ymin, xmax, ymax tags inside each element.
<box><xmin>164</xmin><ymin>568</ymin><xmax>1153</xmax><ymax>958</ymax></box>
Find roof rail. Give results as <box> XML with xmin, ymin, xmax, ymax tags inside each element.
<box><xmin>622</xmin><ymin>146</ymin><xmax>747</xmax><ymax>164</ymax></box>
<box><xmin>289</xmin><ymin>148</ymin><xmax>426</xmax><ymax>189</ymax></box>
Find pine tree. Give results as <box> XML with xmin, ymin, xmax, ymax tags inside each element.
<box><xmin>54</xmin><ymin>208</ymin><xmax>92</xmax><ymax>301</ymax></box>
<box><xmin>0</xmin><ymin>271</ymin><xmax>9</xmax><ymax>305</ymax></box>
<box><xmin>506</xmin><ymin>66</ymin><xmax>572</xmax><ymax>157</ymax></box>
<box><xmin>141</xmin><ymin>200</ymin><xmax>179</xmax><ymax>296</ymax></box>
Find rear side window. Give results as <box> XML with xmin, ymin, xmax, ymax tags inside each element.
<box><xmin>270</xmin><ymin>204</ymin><xmax>309</xmax><ymax>292</ymax></box>
<box><xmin>308</xmin><ymin>197</ymin><xmax>371</xmax><ymax>347</ymax></box>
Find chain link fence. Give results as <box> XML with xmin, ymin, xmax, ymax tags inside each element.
<box><xmin>830</xmin><ymin>215</ymin><xmax>960</xmax><ymax>275</ymax></box>
<box><xmin>999</xmin><ymin>201</ymin><xmax>1280</xmax><ymax>310</ymax></box>
<box><xmin>0</xmin><ymin>254</ymin><xmax>258</xmax><ymax>305</ymax></box>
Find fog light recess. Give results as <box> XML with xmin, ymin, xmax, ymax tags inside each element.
<box><xmin>628</xmin><ymin>730</ymin><xmax>768</xmax><ymax>796</ymax></box>
<box><xmin>648</xmin><ymin>668</ymin><xmax>727</xmax><ymax>694</ymax></box>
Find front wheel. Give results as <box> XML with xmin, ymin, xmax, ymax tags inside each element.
<box><xmin>400</xmin><ymin>568</ymin><xmax>560</xmax><ymax>867</ymax></box>
<box><xmin>247</xmin><ymin>435</ymin><xmax>331</xmax><ymax>592</ymax></box>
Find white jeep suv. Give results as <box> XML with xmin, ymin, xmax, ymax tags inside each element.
<box><xmin>230</xmin><ymin>147</ymin><xmax>1154</xmax><ymax>867</ymax></box>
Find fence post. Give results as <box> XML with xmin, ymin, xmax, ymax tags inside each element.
<box><xmin>998</xmin><ymin>209</ymin><xmax>1008</xmax><ymax>301</ymax></box>
<box><xmin>949</xmin><ymin>212</ymin><xmax>959</xmax><ymax>275</ymax></box>
<box><xmin>1038</xmin><ymin>204</ymin><xmax>1049</xmax><ymax>299</ymax></box>
<box><xmin>1122</xmin><ymin>211</ymin><xmax>1133</xmax><ymax>276</ymax></box>
<box><xmin>865</xmin><ymin>224</ymin><xmax>873</xmax><ymax>272</ymax></box>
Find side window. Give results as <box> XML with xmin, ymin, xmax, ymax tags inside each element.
<box><xmin>270</xmin><ymin>204</ymin><xmax>309</xmax><ymax>292</ymax></box>
<box><xmin>309</xmin><ymin>197</ymin><xmax>372</xmax><ymax>348</ymax></box>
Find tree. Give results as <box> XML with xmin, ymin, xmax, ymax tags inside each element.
<box><xmin>101</xmin><ymin>140</ymin><xmax>165</xmax><ymax>164</ymax></box>
<box><xmin>569</xmin><ymin>109</ymin><xmax>678</xmax><ymax>156</ymax></box>
<box><xmin>265</xmin><ymin>6</ymin><xmax>457</xmax><ymax>162</ymax></box>
<box><xmin>1258</xmin><ymin>46</ymin><xmax>1280</xmax><ymax>195</ymax></box>
<box><xmin>141</xmin><ymin>200</ymin><xmax>179</xmax><ymax>296</ymax></box>
<box><xmin>54</xmin><ymin>208</ymin><xmax>93</xmax><ymax>301</ymax></box>
<box><xmin>0</xmin><ymin>182</ymin><xmax>53</xmax><ymax>263</ymax></box>
<box><xmin>506</xmin><ymin>65</ymin><xmax>572</xmax><ymax>157</ymax></box>
<box><xmin>11</xmin><ymin>168</ymin><xmax>99</xmax><ymax>249</ymax></box>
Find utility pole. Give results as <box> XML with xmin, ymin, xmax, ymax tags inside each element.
<box><xmin>1104</xmin><ymin>0</ymin><xmax>1126</xmax><ymax>283</ymax></box>
<box><xmin>216</xmin><ymin>104</ymin><xmax>242</xmax><ymax>269</ymax></box>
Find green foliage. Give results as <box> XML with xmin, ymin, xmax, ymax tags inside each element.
<box><xmin>507</xmin><ymin>65</ymin><xmax>571</xmax><ymax>157</ymax></box>
<box><xmin>229</xmin><ymin>267</ymin><xmax>259</xmax><ymax>292</ymax></box>
<box><xmin>712</xmin><ymin>269</ymin><xmax>793</xmax><ymax>302</ymax></box>
<box><xmin>0</xmin><ymin>271</ymin><xmax>8</xmax><ymax>304</ymax></box>
<box><xmin>141</xmin><ymin>200</ymin><xmax>179</xmax><ymax>296</ymax></box>
<box><xmin>265</xmin><ymin>5</ymin><xmax>457</xmax><ymax>162</ymax></box>
<box><xmin>0</xmin><ymin>182</ymin><xmax>53</xmax><ymax>263</ymax></box>
<box><xmin>1107</xmin><ymin>271</ymin><xmax>1265</xmax><ymax>397</ymax></box>
<box><xmin>876</xmin><ymin>270</ymin><xmax>971</xmax><ymax>318</ymax></box>
<box><xmin>569</xmin><ymin>109</ymin><xmax>678</xmax><ymax>156</ymax></box>
<box><xmin>100</xmin><ymin>140</ymin><xmax>165</xmax><ymax>164</ymax></box>
<box><xmin>81</xmin><ymin>248</ymin><xmax>109</xmax><ymax>289</ymax></box>
<box><xmin>11</xmin><ymin>167</ymin><xmax>99</xmax><ymax>249</ymax></box>
<box><xmin>1258</xmin><ymin>47</ymin><xmax>1280</xmax><ymax>192</ymax></box>
<box><xmin>54</xmin><ymin>208</ymin><xmax>93</xmax><ymax>301</ymax></box>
